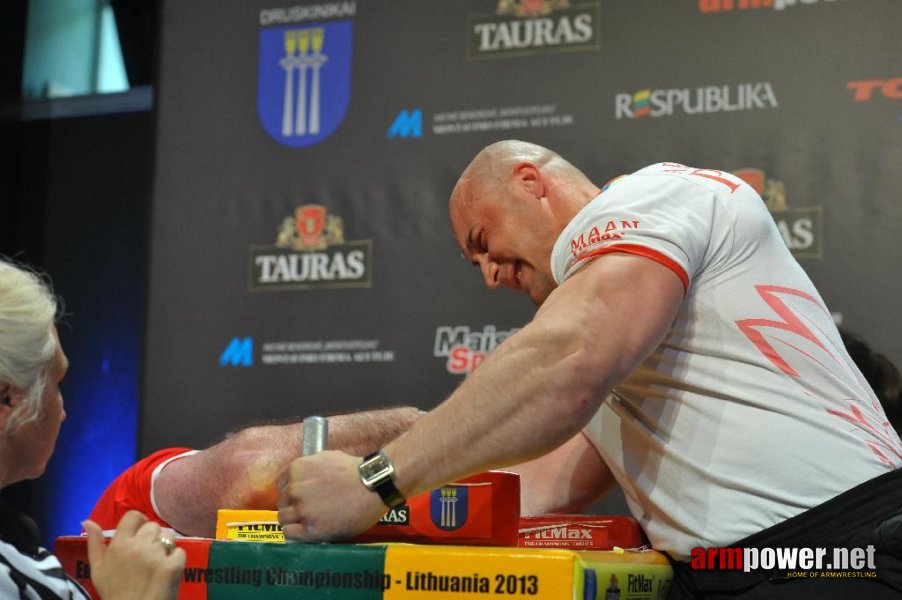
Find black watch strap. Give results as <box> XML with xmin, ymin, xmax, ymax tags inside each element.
<box><xmin>373</xmin><ymin>478</ymin><xmax>405</xmax><ymax>509</ymax></box>
<box><xmin>359</xmin><ymin>451</ymin><xmax>406</xmax><ymax>509</ymax></box>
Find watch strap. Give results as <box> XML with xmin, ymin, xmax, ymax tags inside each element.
<box><xmin>361</xmin><ymin>451</ymin><xmax>406</xmax><ymax>509</ymax></box>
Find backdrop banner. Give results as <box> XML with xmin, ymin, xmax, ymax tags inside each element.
<box><xmin>144</xmin><ymin>0</ymin><xmax>902</xmax><ymax>475</ymax></box>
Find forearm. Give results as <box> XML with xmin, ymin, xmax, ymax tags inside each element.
<box><xmin>385</xmin><ymin>321</ymin><xmax>609</xmax><ymax>502</ymax></box>
<box><xmin>156</xmin><ymin>407</ymin><xmax>424</xmax><ymax>536</ymax></box>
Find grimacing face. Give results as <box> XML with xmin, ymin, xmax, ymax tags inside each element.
<box><xmin>450</xmin><ymin>182</ymin><xmax>559</xmax><ymax>305</ymax></box>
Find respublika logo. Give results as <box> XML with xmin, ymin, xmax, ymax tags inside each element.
<box><xmin>220</xmin><ymin>337</ymin><xmax>253</xmax><ymax>367</ymax></box>
<box><xmin>430</xmin><ymin>486</ymin><xmax>468</xmax><ymax>531</ymax></box>
<box><xmin>387</xmin><ymin>109</ymin><xmax>423</xmax><ymax>139</ymax></box>
<box><xmin>699</xmin><ymin>0</ymin><xmax>847</xmax><ymax>12</ymax></box>
<box><xmin>467</xmin><ymin>0</ymin><xmax>600</xmax><ymax>60</ymax></box>
<box><xmin>733</xmin><ymin>168</ymin><xmax>822</xmax><ymax>259</ymax></box>
<box><xmin>615</xmin><ymin>83</ymin><xmax>778</xmax><ymax>119</ymax></box>
<box><xmin>257</xmin><ymin>6</ymin><xmax>354</xmax><ymax>147</ymax></box>
<box><xmin>433</xmin><ymin>325</ymin><xmax>520</xmax><ymax>375</ymax></box>
<box><xmin>249</xmin><ymin>204</ymin><xmax>372</xmax><ymax>290</ymax></box>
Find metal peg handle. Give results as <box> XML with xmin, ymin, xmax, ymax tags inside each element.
<box><xmin>302</xmin><ymin>416</ymin><xmax>328</xmax><ymax>456</ymax></box>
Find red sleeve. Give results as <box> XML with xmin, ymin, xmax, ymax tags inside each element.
<box><xmin>87</xmin><ymin>447</ymin><xmax>195</xmax><ymax>530</ymax></box>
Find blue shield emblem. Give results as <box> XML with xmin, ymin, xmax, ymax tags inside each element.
<box><xmin>257</xmin><ymin>21</ymin><xmax>353</xmax><ymax>147</ymax></box>
<box><xmin>430</xmin><ymin>486</ymin><xmax>469</xmax><ymax>531</ymax></box>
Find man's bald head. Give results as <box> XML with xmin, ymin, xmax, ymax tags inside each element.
<box><xmin>450</xmin><ymin>140</ymin><xmax>561</xmax><ymax>211</ymax></box>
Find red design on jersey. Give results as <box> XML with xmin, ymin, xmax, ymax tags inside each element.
<box><xmin>738</xmin><ymin>285</ymin><xmax>902</xmax><ymax>467</ymax></box>
<box><xmin>573</xmin><ymin>244</ymin><xmax>689</xmax><ymax>293</ymax></box>
<box><xmin>827</xmin><ymin>401</ymin><xmax>902</xmax><ymax>468</ymax></box>
<box><xmin>736</xmin><ymin>285</ymin><xmax>835</xmax><ymax>377</ymax></box>
<box><xmin>659</xmin><ymin>163</ymin><xmax>740</xmax><ymax>193</ymax></box>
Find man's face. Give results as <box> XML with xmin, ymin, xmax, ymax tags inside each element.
<box><xmin>450</xmin><ymin>181</ymin><xmax>560</xmax><ymax>305</ymax></box>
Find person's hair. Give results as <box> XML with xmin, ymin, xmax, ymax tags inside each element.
<box><xmin>0</xmin><ymin>258</ymin><xmax>60</xmax><ymax>433</ymax></box>
<box><xmin>840</xmin><ymin>328</ymin><xmax>902</xmax><ymax>434</ymax></box>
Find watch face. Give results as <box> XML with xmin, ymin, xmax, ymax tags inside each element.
<box><xmin>360</xmin><ymin>453</ymin><xmax>393</xmax><ymax>485</ymax></box>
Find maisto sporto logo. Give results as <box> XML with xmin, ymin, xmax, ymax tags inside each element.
<box><xmin>433</xmin><ymin>324</ymin><xmax>520</xmax><ymax>375</ymax></box>
<box><xmin>615</xmin><ymin>83</ymin><xmax>778</xmax><ymax>119</ymax></box>
<box><xmin>249</xmin><ymin>204</ymin><xmax>372</xmax><ymax>290</ymax></box>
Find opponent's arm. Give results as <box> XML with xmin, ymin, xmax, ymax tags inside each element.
<box><xmin>507</xmin><ymin>431</ymin><xmax>614</xmax><ymax>516</ymax></box>
<box><xmin>279</xmin><ymin>253</ymin><xmax>684</xmax><ymax>540</ymax></box>
<box><xmin>155</xmin><ymin>407</ymin><xmax>424</xmax><ymax>537</ymax></box>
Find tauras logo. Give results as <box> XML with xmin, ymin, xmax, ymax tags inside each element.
<box><xmin>434</xmin><ymin>324</ymin><xmax>520</xmax><ymax>374</ymax></box>
<box><xmin>378</xmin><ymin>505</ymin><xmax>410</xmax><ymax>525</ymax></box>
<box><xmin>249</xmin><ymin>204</ymin><xmax>372</xmax><ymax>291</ymax></box>
<box><xmin>615</xmin><ymin>83</ymin><xmax>778</xmax><ymax>119</ymax></box>
<box><xmin>467</xmin><ymin>0</ymin><xmax>600</xmax><ymax>60</ymax></box>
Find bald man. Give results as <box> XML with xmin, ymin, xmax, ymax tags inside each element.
<box><xmin>278</xmin><ymin>141</ymin><xmax>902</xmax><ymax>598</ymax></box>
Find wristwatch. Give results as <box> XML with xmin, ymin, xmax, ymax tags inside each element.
<box><xmin>359</xmin><ymin>450</ymin><xmax>406</xmax><ymax>508</ymax></box>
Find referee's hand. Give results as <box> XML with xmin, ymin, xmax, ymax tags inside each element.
<box><xmin>84</xmin><ymin>510</ymin><xmax>185</xmax><ymax>600</ymax></box>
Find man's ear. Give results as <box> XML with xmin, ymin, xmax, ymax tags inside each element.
<box><xmin>513</xmin><ymin>162</ymin><xmax>545</xmax><ymax>199</ymax></box>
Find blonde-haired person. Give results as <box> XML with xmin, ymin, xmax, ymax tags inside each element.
<box><xmin>0</xmin><ymin>258</ymin><xmax>184</xmax><ymax>600</ymax></box>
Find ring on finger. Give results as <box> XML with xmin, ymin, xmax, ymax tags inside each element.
<box><xmin>156</xmin><ymin>536</ymin><xmax>176</xmax><ymax>555</ymax></box>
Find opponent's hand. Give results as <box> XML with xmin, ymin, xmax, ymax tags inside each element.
<box><xmin>84</xmin><ymin>511</ymin><xmax>185</xmax><ymax>600</ymax></box>
<box><xmin>277</xmin><ymin>450</ymin><xmax>387</xmax><ymax>542</ymax></box>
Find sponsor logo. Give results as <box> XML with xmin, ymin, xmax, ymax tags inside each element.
<box><xmin>377</xmin><ymin>505</ymin><xmax>410</xmax><ymax>526</ymax></box>
<box><xmin>430</xmin><ymin>486</ymin><xmax>468</xmax><ymax>531</ymax></box>
<box><xmin>699</xmin><ymin>0</ymin><xmax>846</xmax><ymax>13</ymax></box>
<box><xmin>249</xmin><ymin>205</ymin><xmax>372</xmax><ymax>290</ymax></box>
<box><xmin>569</xmin><ymin>219</ymin><xmax>640</xmax><ymax>258</ymax></box>
<box><xmin>523</xmin><ymin>526</ymin><xmax>594</xmax><ymax>540</ymax></box>
<box><xmin>467</xmin><ymin>0</ymin><xmax>600</xmax><ymax>60</ymax></box>
<box><xmin>733</xmin><ymin>168</ymin><xmax>822</xmax><ymax>258</ymax></box>
<box><xmin>434</xmin><ymin>324</ymin><xmax>520</xmax><ymax>375</ymax></box>
<box><xmin>220</xmin><ymin>337</ymin><xmax>253</xmax><ymax>367</ymax></box>
<box><xmin>260</xmin><ymin>338</ymin><xmax>394</xmax><ymax>365</ymax></box>
<box><xmin>615</xmin><ymin>83</ymin><xmax>778</xmax><ymax>119</ymax></box>
<box><xmin>847</xmin><ymin>78</ymin><xmax>902</xmax><ymax>102</ymax></box>
<box><xmin>387</xmin><ymin>109</ymin><xmax>423</xmax><ymax>139</ymax></box>
<box><xmin>257</xmin><ymin>7</ymin><xmax>354</xmax><ymax>147</ymax></box>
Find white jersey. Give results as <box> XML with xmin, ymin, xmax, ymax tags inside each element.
<box><xmin>550</xmin><ymin>163</ymin><xmax>902</xmax><ymax>559</ymax></box>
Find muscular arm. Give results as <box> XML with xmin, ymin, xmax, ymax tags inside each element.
<box><xmin>279</xmin><ymin>253</ymin><xmax>685</xmax><ymax>541</ymax></box>
<box><xmin>385</xmin><ymin>253</ymin><xmax>683</xmax><ymax>505</ymax></box>
<box><xmin>155</xmin><ymin>407</ymin><xmax>424</xmax><ymax>537</ymax></box>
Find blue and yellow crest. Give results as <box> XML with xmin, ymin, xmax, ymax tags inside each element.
<box><xmin>430</xmin><ymin>485</ymin><xmax>469</xmax><ymax>531</ymax></box>
<box><xmin>257</xmin><ymin>21</ymin><xmax>353</xmax><ymax>147</ymax></box>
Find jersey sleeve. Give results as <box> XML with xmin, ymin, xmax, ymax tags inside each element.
<box><xmin>86</xmin><ymin>447</ymin><xmax>197</xmax><ymax>531</ymax></box>
<box><xmin>551</xmin><ymin>166</ymin><xmax>721</xmax><ymax>292</ymax></box>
